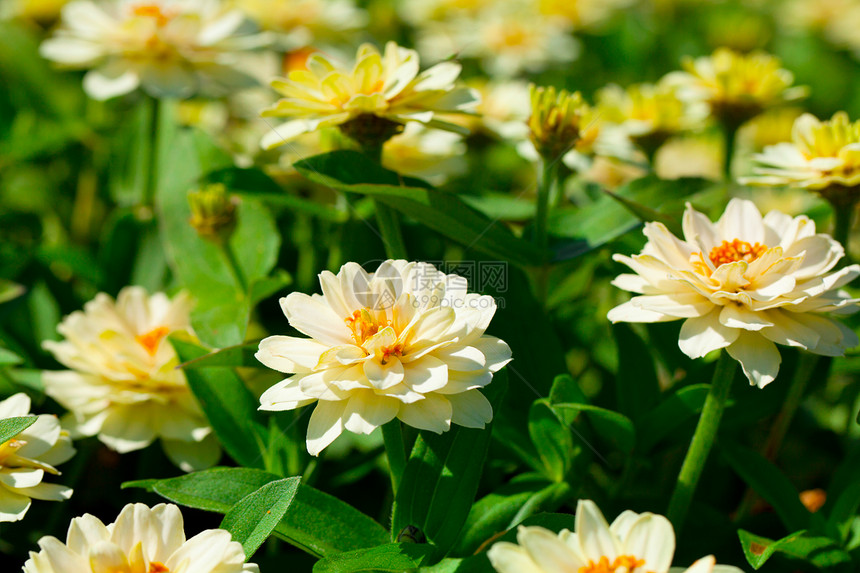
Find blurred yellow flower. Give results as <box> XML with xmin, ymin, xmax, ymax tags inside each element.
<box><xmin>539</xmin><ymin>0</ymin><xmax>633</xmax><ymax>30</ymax></box>
<box><xmin>487</xmin><ymin>499</ymin><xmax>743</xmax><ymax>573</ymax></box>
<box><xmin>40</xmin><ymin>0</ymin><xmax>267</xmax><ymax>100</ymax></box>
<box><xmin>0</xmin><ymin>393</ymin><xmax>75</xmax><ymax>522</ymax></box>
<box><xmin>42</xmin><ymin>287</ymin><xmax>219</xmax><ymax>471</ymax></box>
<box><xmin>528</xmin><ymin>84</ymin><xmax>599</xmax><ymax>160</ymax></box>
<box><xmin>597</xmin><ymin>80</ymin><xmax>707</xmax><ymax>157</ymax></box>
<box><xmin>745</xmin><ymin>112</ymin><xmax>860</xmax><ymax>194</ymax></box>
<box><xmin>261</xmin><ymin>41</ymin><xmax>479</xmax><ymax>149</ymax></box>
<box><xmin>232</xmin><ymin>0</ymin><xmax>366</xmax><ymax>50</ymax></box>
<box><xmin>666</xmin><ymin>48</ymin><xmax>807</xmax><ymax>126</ymax></box>
<box><xmin>23</xmin><ymin>503</ymin><xmax>259</xmax><ymax>573</ymax></box>
<box><xmin>383</xmin><ymin>123</ymin><xmax>468</xmax><ymax>185</ymax></box>
<box><xmin>0</xmin><ymin>0</ymin><xmax>69</xmax><ymax>22</ymax></box>
<box><xmin>256</xmin><ymin>260</ymin><xmax>511</xmax><ymax>456</ymax></box>
<box><xmin>608</xmin><ymin>199</ymin><xmax>859</xmax><ymax>387</ymax></box>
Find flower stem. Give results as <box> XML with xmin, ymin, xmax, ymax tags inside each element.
<box><xmin>667</xmin><ymin>351</ymin><xmax>737</xmax><ymax>532</ymax></box>
<box><xmin>382</xmin><ymin>420</ymin><xmax>406</xmax><ymax>496</ymax></box>
<box><xmin>375</xmin><ymin>202</ymin><xmax>407</xmax><ymax>259</ymax></box>
<box><xmin>144</xmin><ymin>96</ymin><xmax>161</xmax><ymax>208</ymax></box>
<box><xmin>722</xmin><ymin>122</ymin><xmax>739</xmax><ymax>181</ymax></box>
<box><xmin>535</xmin><ymin>158</ymin><xmax>558</xmax><ymax>304</ymax></box>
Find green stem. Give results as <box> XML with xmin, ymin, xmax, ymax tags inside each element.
<box><xmin>144</xmin><ymin>96</ymin><xmax>161</xmax><ymax>207</ymax></box>
<box><xmin>832</xmin><ymin>200</ymin><xmax>855</xmax><ymax>260</ymax></box>
<box><xmin>375</xmin><ymin>201</ymin><xmax>407</xmax><ymax>259</ymax></box>
<box><xmin>667</xmin><ymin>351</ymin><xmax>737</xmax><ymax>532</ymax></box>
<box><xmin>382</xmin><ymin>420</ymin><xmax>406</xmax><ymax>496</ymax></box>
<box><xmin>535</xmin><ymin>159</ymin><xmax>558</xmax><ymax>304</ymax></box>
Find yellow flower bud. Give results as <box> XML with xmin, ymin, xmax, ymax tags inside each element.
<box><xmin>187</xmin><ymin>184</ymin><xmax>238</xmax><ymax>242</ymax></box>
<box><xmin>527</xmin><ymin>84</ymin><xmax>598</xmax><ymax>160</ymax></box>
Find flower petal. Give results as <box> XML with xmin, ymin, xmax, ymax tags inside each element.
<box><xmin>726</xmin><ymin>332</ymin><xmax>781</xmax><ymax>388</ymax></box>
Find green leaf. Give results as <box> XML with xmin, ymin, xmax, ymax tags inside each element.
<box><xmin>176</xmin><ymin>341</ymin><xmax>261</xmax><ymax>369</ymax></box>
<box><xmin>827</xmin><ymin>481</ymin><xmax>860</xmax><ymax>542</ymax></box>
<box><xmin>612</xmin><ymin>324</ymin><xmax>660</xmax><ymax>421</ymax></box>
<box><xmin>155</xmin><ymin>116</ymin><xmax>280</xmax><ymax>347</ymax></box>
<box><xmin>250</xmin><ymin>269</ymin><xmax>292</xmax><ymax>305</ymax></box>
<box><xmin>721</xmin><ymin>442</ymin><xmax>816</xmax><ymax>533</ymax></box>
<box><xmin>738</xmin><ymin>529</ymin><xmax>853</xmax><ymax>571</ymax></box>
<box><xmin>0</xmin><ymin>347</ymin><xmax>23</xmax><ymax>366</ymax></box>
<box><xmin>220</xmin><ymin>477</ymin><xmax>301</xmax><ymax>559</ymax></box>
<box><xmin>528</xmin><ymin>400</ymin><xmax>573</xmax><ymax>482</ymax></box>
<box><xmin>546</xmin><ymin>176</ymin><xmax>711</xmax><ymax>255</ymax></box>
<box><xmin>461</xmin><ymin>193</ymin><xmax>536</xmax><ymax>221</ymax></box>
<box><xmin>170</xmin><ymin>337</ymin><xmax>268</xmax><ymax>469</ymax></box>
<box><xmin>293</xmin><ymin>151</ymin><xmax>542</xmax><ymax>267</ymax></box>
<box><xmin>637</xmin><ymin>384</ymin><xmax>711</xmax><ymax>453</ymax></box>
<box><xmin>202</xmin><ymin>167</ymin><xmax>347</xmax><ymax>221</ymax></box>
<box><xmin>393</xmin><ymin>375</ymin><xmax>508</xmax><ymax>556</ymax></box>
<box><xmin>312</xmin><ymin>543</ymin><xmax>436</xmax><ymax>572</ymax></box>
<box><xmin>553</xmin><ymin>403</ymin><xmax>636</xmax><ymax>453</ymax></box>
<box><xmin>126</xmin><ymin>467</ymin><xmax>389</xmax><ymax>558</ymax></box>
<box><xmin>0</xmin><ymin>279</ymin><xmax>25</xmax><ymax>304</ymax></box>
<box><xmin>0</xmin><ymin>416</ymin><xmax>37</xmax><ymax>444</ymax></box>
<box><xmin>455</xmin><ymin>478</ymin><xmax>571</xmax><ymax>556</ymax></box>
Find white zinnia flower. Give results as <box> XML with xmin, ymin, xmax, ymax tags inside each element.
<box><xmin>23</xmin><ymin>503</ymin><xmax>259</xmax><ymax>573</ymax></box>
<box><xmin>0</xmin><ymin>393</ymin><xmax>75</xmax><ymax>522</ymax></box>
<box><xmin>40</xmin><ymin>0</ymin><xmax>267</xmax><ymax>100</ymax></box>
<box><xmin>608</xmin><ymin>198</ymin><xmax>860</xmax><ymax>388</ymax></box>
<box><xmin>42</xmin><ymin>286</ymin><xmax>220</xmax><ymax>471</ymax></box>
<box><xmin>256</xmin><ymin>260</ymin><xmax>512</xmax><ymax>456</ymax></box>
<box><xmin>487</xmin><ymin>499</ymin><xmax>744</xmax><ymax>573</ymax></box>
<box><xmin>260</xmin><ymin>41</ymin><xmax>479</xmax><ymax>148</ymax></box>
<box><xmin>743</xmin><ymin>111</ymin><xmax>860</xmax><ymax>191</ymax></box>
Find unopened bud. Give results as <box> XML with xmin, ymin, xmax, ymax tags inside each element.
<box><xmin>188</xmin><ymin>184</ymin><xmax>237</xmax><ymax>242</ymax></box>
<box><xmin>528</xmin><ymin>84</ymin><xmax>599</xmax><ymax>161</ymax></box>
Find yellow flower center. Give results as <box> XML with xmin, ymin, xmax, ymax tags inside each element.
<box><xmin>135</xmin><ymin>326</ymin><xmax>171</xmax><ymax>357</ymax></box>
<box><xmin>708</xmin><ymin>239</ymin><xmax>768</xmax><ymax>267</ymax></box>
<box><xmin>578</xmin><ymin>555</ymin><xmax>648</xmax><ymax>573</ymax></box>
<box><xmin>0</xmin><ymin>438</ymin><xmax>25</xmax><ymax>466</ymax></box>
<box><xmin>131</xmin><ymin>3</ymin><xmax>173</xmax><ymax>27</ymax></box>
<box><xmin>345</xmin><ymin>308</ymin><xmax>404</xmax><ymax>362</ymax></box>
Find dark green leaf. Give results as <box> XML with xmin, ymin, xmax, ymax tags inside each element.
<box><xmin>313</xmin><ymin>543</ymin><xmax>436</xmax><ymax>572</ymax></box>
<box><xmin>170</xmin><ymin>337</ymin><xmax>268</xmax><ymax>469</ymax></box>
<box><xmin>553</xmin><ymin>403</ymin><xmax>636</xmax><ymax>453</ymax></box>
<box><xmin>176</xmin><ymin>341</ymin><xmax>262</xmax><ymax>370</ymax></box>
<box><xmin>220</xmin><ymin>477</ymin><xmax>301</xmax><ymax>559</ymax></box>
<box><xmin>293</xmin><ymin>151</ymin><xmax>542</xmax><ymax>267</ymax></box>
<box><xmin>528</xmin><ymin>400</ymin><xmax>573</xmax><ymax>482</ymax></box>
<box><xmin>738</xmin><ymin>529</ymin><xmax>853</xmax><ymax>571</ymax></box>
<box><xmin>637</xmin><ymin>384</ymin><xmax>711</xmax><ymax>453</ymax></box>
<box><xmin>126</xmin><ymin>467</ymin><xmax>389</xmax><ymax>558</ymax></box>
<box><xmin>393</xmin><ymin>375</ymin><xmax>507</xmax><ymax>555</ymax></box>
<box><xmin>612</xmin><ymin>324</ymin><xmax>660</xmax><ymax>421</ymax></box>
<box><xmin>721</xmin><ymin>442</ymin><xmax>816</xmax><ymax>533</ymax></box>
<box><xmin>0</xmin><ymin>416</ymin><xmax>37</xmax><ymax>444</ymax></box>
<box><xmin>0</xmin><ymin>347</ymin><xmax>23</xmax><ymax>366</ymax></box>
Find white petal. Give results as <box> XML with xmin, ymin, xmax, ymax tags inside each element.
<box><xmin>471</xmin><ymin>336</ymin><xmax>512</xmax><ymax>372</ymax></box>
<box><xmin>575</xmin><ymin>500</ymin><xmax>620</xmax><ymax>563</ymax></box>
<box><xmin>487</xmin><ymin>541</ymin><xmax>544</xmax><ymax>573</ymax></box>
<box><xmin>161</xmin><ymin>434</ymin><xmax>221</xmax><ymax>472</ymax></box>
<box><xmin>621</xmin><ymin>514</ymin><xmax>674</xmax><ymax>572</ymax></box>
<box><xmin>608</xmin><ymin>300</ymin><xmax>679</xmax><ymax>323</ymax></box>
<box><xmin>447</xmin><ymin>390</ymin><xmax>493</xmax><ymax>428</ymax></box>
<box><xmin>258</xmin><ymin>377</ymin><xmax>316</xmax><ymax>411</ymax></box>
<box><xmin>0</xmin><ymin>468</ymin><xmax>45</xmax><ymax>489</ymax></box>
<box><xmin>306</xmin><ymin>400</ymin><xmax>347</xmax><ymax>456</ymax></box>
<box><xmin>0</xmin><ymin>485</ymin><xmax>31</xmax><ymax>522</ymax></box>
<box><xmin>282</xmin><ymin>293</ymin><xmax>352</xmax><ymax>346</ymax></box>
<box><xmin>396</xmin><ymin>394</ymin><xmax>452</xmax><ymax>433</ymax></box>
<box><xmin>518</xmin><ymin>526</ymin><xmax>584</xmax><ymax>572</ymax></box>
<box><xmin>0</xmin><ymin>392</ymin><xmax>31</xmax><ymax>418</ymax></box>
<box><xmin>726</xmin><ymin>332</ymin><xmax>781</xmax><ymax>388</ymax></box>
<box><xmin>342</xmin><ymin>391</ymin><xmax>399</xmax><ymax>434</ymax></box>
<box><xmin>717</xmin><ymin>199</ymin><xmax>764</xmax><ymax>244</ymax></box>
<box><xmin>83</xmin><ymin>67</ymin><xmax>140</xmax><ymax>101</ymax></box>
<box><xmin>255</xmin><ymin>336</ymin><xmax>330</xmax><ymax>373</ymax></box>
<box><xmin>718</xmin><ymin>304</ymin><xmax>774</xmax><ymax>331</ymax></box>
<box><xmin>678</xmin><ymin>309</ymin><xmax>740</xmax><ymax>359</ymax></box>
<box><xmin>402</xmin><ymin>355</ymin><xmax>448</xmax><ymax>393</ymax></box>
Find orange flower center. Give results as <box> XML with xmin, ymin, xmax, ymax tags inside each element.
<box><xmin>345</xmin><ymin>309</ymin><xmax>404</xmax><ymax>361</ymax></box>
<box><xmin>135</xmin><ymin>326</ymin><xmax>171</xmax><ymax>357</ymax></box>
<box><xmin>132</xmin><ymin>3</ymin><xmax>173</xmax><ymax>26</ymax></box>
<box><xmin>708</xmin><ymin>239</ymin><xmax>768</xmax><ymax>267</ymax></box>
<box><xmin>149</xmin><ymin>563</ymin><xmax>170</xmax><ymax>573</ymax></box>
<box><xmin>579</xmin><ymin>555</ymin><xmax>648</xmax><ymax>573</ymax></box>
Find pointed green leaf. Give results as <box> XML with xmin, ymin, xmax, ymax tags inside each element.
<box><xmin>220</xmin><ymin>477</ymin><xmax>301</xmax><ymax>559</ymax></box>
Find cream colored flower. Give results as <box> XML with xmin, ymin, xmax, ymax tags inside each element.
<box><xmin>23</xmin><ymin>503</ymin><xmax>258</xmax><ymax>573</ymax></box>
<box><xmin>471</xmin><ymin>79</ymin><xmax>531</xmax><ymax>140</ymax></box>
<box><xmin>42</xmin><ymin>286</ymin><xmax>220</xmax><ymax>471</ymax></box>
<box><xmin>608</xmin><ymin>198</ymin><xmax>860</xmax><ymax>387</ymax></box>
<box><xmin>232</xmin><ymin>0</ymin><xmax>366</xmax><ymax>51</ymax></box>
<box><xmin>256</xmin><ymin>260</ymin><xmax>512</xmax><ymax>456</ymax></box>
<box><xmin>0</xmin><ymin>393</ymin><xmax>74</xmax><ymax>522</ymax></box>
<box><xmin>383</xmin><ymin>123</ymin><xmax>468</xmax><ymax>185</ymax></box>
<box><xmin>665</xmin><ymin>48</ymin><xmax>807</xmax><ymax>125</ymax></box>
<box><xmin>487</xmin><ymin>499</ymin><xmax>743</xmax><ymax>573</ymax></box>
<box><xmin>260</xmin><ymin>41</ymin><xmax>479</xmax><ymax>149</ymax></box>
<box><xmin>744</xmin><ymin>112</ymin><xmax>860</xmax><ymax>192</ymax></box>
<box><xmin>40</xmin><ymin>0</ymin><xmax>267</xmax><ymax>100</ymax></box>
<box><xmin>597</xmin><ymin>81</ymin><xmax>707</xmax><ymax>155</ymax></box>
<box><xmin>415</xmin><ymin>2</ymin><xmax>579</xmax><ymax>78</ymax></box>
